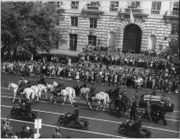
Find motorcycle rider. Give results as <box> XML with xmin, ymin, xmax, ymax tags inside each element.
<box><xmin>65</xmin><ymin>105</ymin><xmax>79</xmax><ymax>123</ymax></box>
<box><xmin>18</xmin><ymin>98</ymin><xmax>31</xmax><ymax>115</ymax></box>
<box><xmin>19</xmin><ymin>126</ymin><xmax>33</xmax><ymax>138</ymax></box>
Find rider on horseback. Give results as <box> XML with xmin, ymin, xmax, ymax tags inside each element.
<box><xmin>119</xmin><ymin>89</ymin><xmax>129</xmax><ymax>104</ymax></box>
<box><xmin>17</xmin><ymin>77</ymin><xmax>26</xmax><ymax>95</ymax></box>
<box><xmin>38</xmin><ymin>77</ymin><xmax>46</xmax><ymax>85</ymax></box>
<box><xmin>53</xmin><ymin>79</ymin><xmax>65</xmax><ymax>95</ymax></box>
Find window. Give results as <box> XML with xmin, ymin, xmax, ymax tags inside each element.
<box><xmin>87</xmin><ymin>1</ymin><xmax>100</xmax><ymax>10</ymax></box>
<box><xmin>110</xmin><ymin>1</ymin><xmax>119</xmax><ymax>12</ymax></box>
<box><xmin>130</xmin><ymin>1</ymin><xmax>140</xmax><ymax>8</ymax></box>
<box><xmin>57</xmin><ymin>1</ymin><xmax>63</xmax><ymax>8</ymax></box>
<box><xmin>90</xmin><ymin>18</ymin><xmax>97</xmax><ymax>28</ymax></box>
<box><xmin>172</xmin><ymin>2</ymin><xmax>179</xmax><ymax>15</ymax></box>
<box><xmin>71</xmin><ymin>17</ymin><xmax>78</xmax><ymax>27</ymax></box>
<box><xmin>151</xmin><ymin>1</ymin><xmax>161</xmax><ymax>14</ymax></box>
<box><xmin>171</xmin><ymin>23</ymin><xmax>179</xmax><ymax>34</ymax></box>
<box><xmin>88</xmin><ymin>35</ymin><xmax>97</xmax><ymax>46</ymax></box>
<box><xmin>71</xmin><ymin>1</ymin><xmax>79</xmax><ymax>9</ymax></box>
<box><xmin>69</xmin><ymin>34</ymin><xmax>77</xmax><ymax>51</ymax></box>
<box><xmin>127</xmin><ymin>1</ymin><xmax>141</xmax><ymax>13</ymax></box>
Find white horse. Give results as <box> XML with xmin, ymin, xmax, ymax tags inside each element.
<box><xmin>80</xmin><ymin>87</ymin><xmax>91</xmax><ymax>101</ymax></box>
<box><xmin>37</xmin><ymin>84</ymin><xmax>48</xmax><ymax>100</ymax></box>
<box><xmin>89</xmin><ymin>92</ymin><xmax>110</xmax><ymax>111</ymax></box>
<box><xmin>65</xmin><ymin>87</ymin><xmax>76</xmax><ymax>104</ymax></box>
<box><xmin>21</xmin><ymin>88</ymin><xmax>35</xmax><ymax>101</ymax></box>
<box><xmin>56</xmin><ymin>87</ymin><xmax>76</xmax><ymax>105</ymax></box>
<box><xmin>31</xmin><ymin>85</ymin><xmax>40</xmax><ymax>101</ymax></box>
<box><xmin>8</xmin><ymin>82</ymin><xmax>19</xmax><ymax>103</ymax></box>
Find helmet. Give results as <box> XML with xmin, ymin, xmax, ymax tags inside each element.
<box><xmin>26</xmin><ymin>126</ymin><xmax>30</xmax><ymax>130</ymax></box>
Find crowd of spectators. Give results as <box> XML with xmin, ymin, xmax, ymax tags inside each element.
<box><xmin>2</xmin><ymin>52</ymin><xmax>179</xmax><ymax>94</ymax></box>
<box><xmin>79</xmin><ymin>48</ymin><xmax>179</xmax><ymax>72</ymax></box>
<box><xmin>1</xmin><ymin>119</ymin><xmax>64</xmax><ymax>138</ymax></box>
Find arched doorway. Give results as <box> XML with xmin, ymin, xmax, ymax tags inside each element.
<box><xmin>122</xmin><ymin>24</ymin><xmax>142</xmax><ymax>53</ymax></box>
<box><xmin>148</xmin><ymin>35</ymin><xmax>156</xmax><ymax>52</ymax></box>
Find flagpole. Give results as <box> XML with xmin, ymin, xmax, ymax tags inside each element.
<box><xmin>130</xmin><ymin>7</ymin><xmax>134</xmax><ymax>23</ymax></box>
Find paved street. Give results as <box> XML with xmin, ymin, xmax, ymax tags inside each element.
<box><xmin>1</xmin><ymin>73</ymin><xmax>180</xmax><ymax>138</ymax></box>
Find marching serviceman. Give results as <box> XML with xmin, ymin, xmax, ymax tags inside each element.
<box><xmin>130</xmin><ymin>97</ymin><xmax>138</xmax><ymax>121</ymax></box>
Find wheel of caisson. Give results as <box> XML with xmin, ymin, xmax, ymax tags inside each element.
<box><xmin>109</xmin><ymin>99</ymin><xmax>126</xmax><ymax>116</ymax></box>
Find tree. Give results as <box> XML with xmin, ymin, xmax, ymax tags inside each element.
<box><xmin>1</xmin><ymin>2</ymin><xmax>65</xmax><ymax>59</ymax></box>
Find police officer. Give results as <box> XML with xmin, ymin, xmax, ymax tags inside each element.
<box><xmin>65</xmin><ymin>105</ymin><xmax>79</xmax><ymax>124</ymax></box>
<box><xmin>130</xmin><ymin>97</ymin><xmax>137</xmax><ymax>121</ymax></box>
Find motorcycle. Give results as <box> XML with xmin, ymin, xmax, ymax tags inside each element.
<box><xmin>57</xmin><ymin>113</ymin><xmax>89</xmax><ymax>130</ymax></box>
<box><xmin>10</xmin><ymin>106</ymin><xmax>37</xmax><ymax>121</ymax></box>
<box><xmin>118</xmin><ymin>120</ymin><xmax>152</xmax><ymax>138</ymax></box>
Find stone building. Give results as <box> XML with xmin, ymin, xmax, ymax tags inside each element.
<box><xmin>49</xmin><ymin>0</ymin><xmax>179</xmax><ymax>55</ymax></box>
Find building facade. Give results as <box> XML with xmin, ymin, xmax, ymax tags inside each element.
<box><xmin>49</xmin><ymin>0</ymin><xmax>179</xmax><ymax>55</ymax></box>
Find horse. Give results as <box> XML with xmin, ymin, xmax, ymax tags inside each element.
<box><xmin>80</xmin><ymin>87</ymin><xmax>91</xmax><ymax>101</ymax></box>
<box><xmin>88</xmin><ymin>91</ymin><xmax>110</xmax><ymax>111</ymax></box>
<box><xmin>8</xmin><ymin>82</ymin><xmax>20</xmax><ymax>103</ymax></box>
<box><xmin>30</xmin><ymin>85</ymin><xmax>40</xmax><ymax>102</ymax></box>
<box><xmin>37</xmin><ymin>84</ymin><xmax>48</xmax><ymax>100</ymax></box>
<box><xmin>21</xmin><ymin>88</ymin><xmax>35</xmax><ymax>102</ymax></box>
<box><xmin>55</xmin><ymin>87</ymin><xmax>76</xmax><ymax>105</ymax></box>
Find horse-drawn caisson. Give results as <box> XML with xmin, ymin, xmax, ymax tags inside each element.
<box><xmin>138</xmin><ymin>94</ymin><xmax>174</xmax><ymax>123</ymax></box>
<box><xmin>108</xmin><ymin>87</ymin><xmax>174</xmax><ymax>121</ymax></box>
